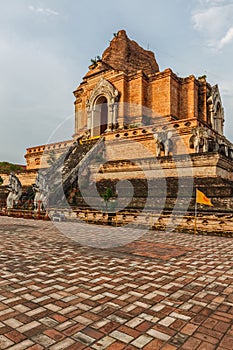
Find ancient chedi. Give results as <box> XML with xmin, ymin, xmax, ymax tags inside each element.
<box><xmin>24</xmin><ymin>30</ymin><xmax>233</xmax><ymax>211</ymax></box>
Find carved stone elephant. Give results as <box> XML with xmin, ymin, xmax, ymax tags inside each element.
<box><xmin>189</xmin><ymin>127</ymin><xmax>209</xmax><ymax>153</ymax></box>
<box><xmin>153</xmin><ymin>131</ymin><xmax>172</xmax><ymax>157</ymax></box>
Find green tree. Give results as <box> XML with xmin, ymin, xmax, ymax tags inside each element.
<box><xmin>102</xmin><ymin>188</ymin><xmax>113</xmax><ymax>209</ymax></box>
<box><xmin>0</xmin><ymin>162</ymin><xmax>22</xmax><ymax>174</ymax></box>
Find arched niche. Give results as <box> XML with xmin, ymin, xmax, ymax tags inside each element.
<box><xmin>207</xmin><ymin>84</ymin><xmax>224</xmax><ymax>135</ymax></box>
<box><xmin>86</xmin><ymin>78</ymin><xmax>119</xmax><ymax>137</ymax></box>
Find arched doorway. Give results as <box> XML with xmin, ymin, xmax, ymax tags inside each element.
<box><xmin>86</xmin><ymin>78</ymin><xmax>119</xmax><ymax>137</ymax></box>
<box><xmin>93</xmin><ymin>96</ymin><xmax>108</xmax><ymax>136</ymax></box>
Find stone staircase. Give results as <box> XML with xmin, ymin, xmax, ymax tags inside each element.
<box><xmin>47</xmin><ymin>137</ymin><xmax>104</xmax><ymax>207</ymax></box>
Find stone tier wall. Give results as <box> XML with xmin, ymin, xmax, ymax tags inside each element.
<box><xmin>64</xmin><ymin>175</ymin><xmax>233</xmax><ymax>213</ymax></box>
<box><xmin>0</xmin><ymin>170</ymin><xmax>37</xmax><ymax>187</ymax></box>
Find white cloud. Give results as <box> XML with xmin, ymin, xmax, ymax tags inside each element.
<box><xmin>28</xmin><ymin>5</ymin><xmax>59</xmax><ymax>16</ymax></box>
<box><xmin>218</xmin><ymin>26</ymin><xmax>233</xmax><ymax>48</ymax></box>
<box><xmin>191</xmin><ymin>1</ymin><xmax>233</xmax><ymax>51</ymax></box>
<box><xmin>198</xmin><ymin>0</ymin><xmax>227</xmax><ymax>3</ymax></box>
<box><xmin>192</xmin><ymin>7</ymin><xmax>224</xmax><ymax>34</ymax></box>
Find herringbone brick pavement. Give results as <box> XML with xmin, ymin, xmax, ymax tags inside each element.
<box><xmin>0</xmin><ymin>217</ymin><xmax>232</xmax><ymax>349</ymax></box>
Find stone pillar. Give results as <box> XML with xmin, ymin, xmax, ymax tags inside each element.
<box><xmin>107</xmin><ymin>103</ymin><xmax>114</xmax><ymax>131</ymax></box>
<box><xmin>87</xmin><ymin>110</ymin><xmax>92</xmax><ymax>131</ymax></box>
<box><xmin>86</xmin><ymin>100</ymin><xmax>91</xmax><ymax>132</ymax></box>
<box><xmin>113</xmin><ymin>102</ymin><xmax>118</xmax><ymax>129</ymax></box>
<box><xmin>91</xmin><ymin>109</ymin><xmax>95</xmax><ymax>137</ymax></box>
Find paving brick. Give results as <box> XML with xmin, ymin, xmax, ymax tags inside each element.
<box><xmin>135</xmin><ymin>320</ymin><xmax>153</xmax><ymax>332</ymax></box>
<box><xmin>43</xmin><ymin>328</ymin><xmax>65</xmax><ymax>341</ymax></box>
<box><xmin>147</xmin><ymin>328</ymin><xmax>171</xmax><ymax>341</ymax></box>
<box><xmin>117</xmin><ymin>325</ymin><xmax>141</xmax><ymax>338</ymax></box>
<box><xmin>194</xmin><ymin>331</ymin><xmax>219</xmax><ymax>345</ymax></box>
<box><xmin>49</xmin><ymin>338</ymin><xmax>76</xmax><ymax>349</ymax></box>
<box><xmin>144</xmin><ymin>338</ymin><xmax>164</xmax><ymax>350</ymax></box>
<box><xmin>27</xmin><ymin>345</ymin><xmax>44</xmax><ymax>350</ymax></box>
<box><xmin>17</xmin><ymin>321</ymin><xmax>40</xmax><ymax>334</ymax></box>
<box><xmin>159</xmin><ymin>316</ymin><xmax>175</xmax><ymax>327</ymax></box>
<box><xmin>7</xmin><ymin>339</ymin><xmax>35</xmax><ymax>349</ymax></box>
<box><xmin>219</xmin><ymin>334</ymin><xmax>233</xmax><ymax>349</ymax></box>
<box><xmin>181</xmin><ymin>323</ymin><xmax>198</xmax><ymax>335</ymax></box>
<box><xmin>99</xmin><ymin>321</ymin><xmax>119</xmax><ymax>334</ymax></box>
<box><xmin>131</xmin><ymin>334</ymin><xmax>153</xmax><ymax>348</ymax></box>
<box><xmin>65</xmin><ymin>343</ymin><xmax>85</xmax><ymax>350</ymax></box>
<box><xmin>93</xmin><ymin>335</ymin><xmax>115</xmax><ymax>349</ymax></box>
<box><xmin>81</xmin><ymin>326</ymin><xmax>104</xmax><ymax>340</ymax></box>
<box><xmin>182</xmin><ymin>337</ymin><xmax>202</xmax><ymax>350</ymax></box>
<box><xmin>197</xmin><ymin>342</ymin><xmax>216</xmax><ymax>350</ymax></box>
<box><xmin>110</xmin><ymin>330</ymin><xmax>134</xmax><ymax>343</ymax></box>
<box><xmin>5</xmin><ymin>330</ymin><xmax>26</xmax><ymax>343</ymax></box>
<box><xmin>202</xmin><ymin>318</ymin><xmax>218</xmax><ymax>329</ymax></box>
<box><xmin>72</xmin><ymin>331</ymin><xmax>95</xmax><ymax>345</ymax></box>
<box><xmin>104</xmin><ymin>341</ymin><xmax>125</xmax><ymax>350</ymax></box>
<box><xmin>0</xmin><ymin>335</ymin><xmax>14</xmax><ymax>349</ymax></box>
<box><xmin>63</xmin><ymin>323</ymin><xmax>85</xmax><ymax>336</ymax></box>
<box><xmin>31</xmin><ymin>333</ymin><xmax>55</xmax><ymax>347</ymax></box>
<box><xmin>214</xmin><ymin>321</ymin><xmax>230</xmax><ymax>333</ymax></box>
<box><xmin>1</xmin><ymin>218</ymin><xmax>233</xmax><ymax>350</ymax></box>
<box><xmin>161</xmin><ymin>345</ymin><xmax>178</xmax><ymax>350</ymax></box>
<box><xmin>3</xmin><ymin>318</ymin><xmax>23</xmax><ymax>328</ymax></box>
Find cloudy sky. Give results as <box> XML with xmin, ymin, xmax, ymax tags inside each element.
<box><xmin>1</xmin><ymin>0</ymin><xmax>233</xmax><ymax>164</ymax></box>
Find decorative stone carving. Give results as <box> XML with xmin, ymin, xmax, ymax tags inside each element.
<box><xmin>207</xmin><ymin>85</ymin><xmax>224</xmax><ymax>135</ymax></box>
<box><xmin>32</xmin><ymin>171</ymin><xmax>48</xmax><ymax>211</ymax></box>
<box><xmin>219</xmin><ymin>140</ymin><xmax>230</xmax><ymax>158</ymax></box>
<box><xmin>190</xmin><ymin>126</ymin><xmax>209</xmax><ymax>153</ymax></box>
<box><xmin>7</xmin><ymin>173</ymin><xmax>22</xmax><ymax>209</ymax></box>
<box><xmin>89</xmin><ymin>78</ymin><xmax>119</xmax><ymax>106</ymax></box>
<box><xmin>210</xmin><ymin>134</ymin><xmax>233</xmax><ymax>159</ymax></box>
<box><xmin>229</xmin><ymin>148</ymin><xmax>233</xmax><ymax>160</ymax></box>
<box><xmin>164</xmin><ymin>131</ymin><xmax>173</xmax><ymax>156</ymax></box>
<box><xmin>153</xmin><ymin>131</ymin><xmax>172</xmax><ymax>157</ymax></box>
<box><xmin>87</xmin><ymin>78</ymin><xmax>119</xmax><ymax>135</ymax></box>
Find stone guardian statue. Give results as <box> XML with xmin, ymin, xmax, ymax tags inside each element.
<box><xmin>32</xmin><ymin>171</ymin><xmax>49</xmax><ymax>212</ymax></box>
<box><xmin>6</xmin><ymin>173</ymin><xmax>22</xmax><ymax>209</ymax></box>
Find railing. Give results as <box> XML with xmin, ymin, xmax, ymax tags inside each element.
<box><xmin>79</xmin><ymin>135</ymin><xmax>100</xmax><ymax>145</ymax></box>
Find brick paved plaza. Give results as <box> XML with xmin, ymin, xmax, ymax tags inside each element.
<box><xmin>0</xmin><ymin>217</ymin><xmax>232</xmax><ymax>349</ymax></box>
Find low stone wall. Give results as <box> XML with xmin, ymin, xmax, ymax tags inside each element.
<box><xmin>0</xmin><ymin>170</ymin><xmax>37</xmax><ymax>187</ymax></box>
<box><xmin>40</xmin><ymin>208</ymin><xmax>233</xmax><ymax>235</ymax></box>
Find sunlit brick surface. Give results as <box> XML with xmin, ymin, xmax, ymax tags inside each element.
<box><xmin>0</xmin><ymin>217</ymin><xmax>232</xmax><ymax>349</ymax></box>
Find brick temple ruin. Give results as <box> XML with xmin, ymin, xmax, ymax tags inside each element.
<box><xmin>1</xmin><ymin>30</ymin><xmax>233</xmax><ymax>217</ymax></box>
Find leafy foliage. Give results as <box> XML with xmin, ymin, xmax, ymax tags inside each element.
<box><xmin>0</xmin><ymin>162</ymin><xmax>22</xmax><ymax>174</ymax></box>
<box><xmin>102</xmin><ymin>188</ymin><xmax>113</xmax><ymax>202</ymax></box>
<box><xmin>90</xmin><ymin>56</ymin><xmax>101</xmax><ymax>67</ymax></box>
